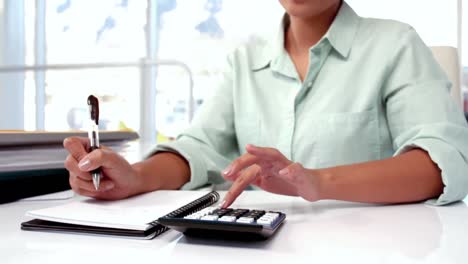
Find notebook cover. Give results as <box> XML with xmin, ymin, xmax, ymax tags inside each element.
<box><xmin>21</xmin><ymin>219</ymin><xmax>163</xmax><ymax>239</ymax></box>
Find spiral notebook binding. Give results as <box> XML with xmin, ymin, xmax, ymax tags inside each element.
<box><xmin>149</xmin><ymin>191</ymin><xmax>220</xmax><ymax>226</ymax></box>
<box><xmin>154</xmin><ymin>226</ymin><xmax>168</xmax><ymax>236</ymax></box>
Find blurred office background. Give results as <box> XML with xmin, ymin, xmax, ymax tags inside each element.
<box><xmin>0</xmin><ymin>0</ymin><xmax>466</xmax><ymax>143</ymax></box>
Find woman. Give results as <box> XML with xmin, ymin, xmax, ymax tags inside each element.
<box><xmin>64</xmin><ymin>0</ymin><xmax>468</xmax><ymax>207</ymax></box>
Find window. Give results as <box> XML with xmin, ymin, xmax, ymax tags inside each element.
<box><xmin>24</xmin><ymin>0</ymin><xmax>147</xmax><ymax>131</ymax></box>
<box><xmin>0</xmin><ymin>0</ymin><xmax>465</xmax><ymax>140</ymax></box>
<box><xmin>21</xmin><ymin>0</ymin><xmax>284</xmax><ymax>139</ymax></box>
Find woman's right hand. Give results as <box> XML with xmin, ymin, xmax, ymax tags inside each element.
<box><xmin>63</xmin><ymin>137</ymin><xmax>142</xmax><ymax>200</ymax></box>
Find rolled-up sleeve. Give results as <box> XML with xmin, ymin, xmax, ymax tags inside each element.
<box><xmin>147</xmin><ymin>56</ymin><xmax>239</xmax><ymax>190</ymax></box>
<box><xmin>383</xmin><ymin>27</ymin><xmax>468</xmax><ymax>205</ymax></box>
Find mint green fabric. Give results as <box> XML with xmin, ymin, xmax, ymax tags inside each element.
<box><xmin>153</xmin><ymin>2</ymin><xmax>468</xmax><ymax>205</ymax></box>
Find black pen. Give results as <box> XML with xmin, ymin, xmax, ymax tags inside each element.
<box><xmin>87</xmin><ymin>95</ymin><xmax>102</xmax><ymax>190</ymax></box>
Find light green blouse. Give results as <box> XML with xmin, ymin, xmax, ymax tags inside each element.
<box><xmin>154</xmin><ymin>2</ymin><xmax>468</xmax><ymax>205</ymax></box>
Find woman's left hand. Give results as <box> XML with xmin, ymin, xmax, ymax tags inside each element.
<box><xmin>221</xmin><ymin>144</ymin><xmax>322</xmax><ymax>208</ymax></box>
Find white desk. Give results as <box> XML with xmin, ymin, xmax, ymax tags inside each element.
<box><xmin>1</xmin><ymin>190</ymin><xmax>468</xmax><ymax>264</ymax></box>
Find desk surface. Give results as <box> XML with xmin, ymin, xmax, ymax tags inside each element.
<box><xmin>2</xmin><ymin>191</ymin><xmax>468</xmax><ymax>264</ymax></box>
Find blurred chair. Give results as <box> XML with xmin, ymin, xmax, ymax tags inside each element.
<box><xmin>430</xmin><ymin>46</ymin><xmax>462</xmax><ymax>108</ymax></box>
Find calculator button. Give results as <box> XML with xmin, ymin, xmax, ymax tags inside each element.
<box><xmin>236</xmin><ymin>217</ymin><xmax>255</xmax><ymax>224</ymax></box>
<box><xmin>259</xmin><ymin>214</ymin><xmax>279</xmax><ymax>220</ymax></box>
<box><xmin>264</xmin><ymin>212</ymin><xmax>280</xmax><ymax>218</ymax></box>
<box><xmin>184</xmin><ymin>214</ymin><xmax>202</xmax><ymax>220</ymax></box>
<box><xmin>218</xmin><ymin>216</ymin><xmax>237</xmax><ymax>222</ymax></box>
<box><xmin>259</xmin><ymin>217</ymin><xmax>278</xmax><ymax>221</ymax></box>
<box><xmin>256</xmin><ymin>218</ymin><xmax>274</xmax><ymax>225</ymax></box>
<box><xmin>201</xmin><ymin>215</ymin><xmax>219</xmax><ymax>221</ymax></box>
<box><xmin>185</xmin><ymin>213</ymin><xmax>204</xmax><ymax>219</ymax></box>
<box><xmin>258</xmin><ymin>216</ymin><xmax>275</xmax><ymax>221</ymax></box>
<box><xmin>242</xmin><ymin>210</ymin><xmax>266</xmax><ymax>220</ymax></box>
<box><xmin>257</xmin><ymin>213</ymin><xmax>280</xmax><ymax>226</ymax></box>
<box><xmin>250</xmin><ymin>210</ymin><xmax>266</xmax><ymax>215</ymax></box>
<box><xmin>225</xmin><ymin>209</ymin><xmax>249</xmax><ymax>218</ymax></box>
<box><xmin>211</xmin><ymin>208</ymin><xmax>233</xmax><ymax>216</ymax></box>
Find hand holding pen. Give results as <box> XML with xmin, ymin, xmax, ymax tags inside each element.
<box><xmin>87</xmin><ymin>95</ymin><xmax>102</xmax><ymax>190</ymax></box>
<box><xmin>63</xmin><ymin>95</ymin><xmax>154</xmax><ymax>200</ymax></box>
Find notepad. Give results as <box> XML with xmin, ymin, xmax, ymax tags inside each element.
<box><xmin>21</xmin><ymin>190</ymin><xmax>220</xmax><ymax>239</ymax></box>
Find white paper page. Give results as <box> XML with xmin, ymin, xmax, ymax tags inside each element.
<box><xmin>26</xmin><ymin>191</ymin><xmax>209</xmax><ymax>231</ymax></box>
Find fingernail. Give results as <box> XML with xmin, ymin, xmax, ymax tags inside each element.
<box><xmin>104</xmin><ymin>183</ymin><xmax>114</xmax><ymax>191</ymax></box>
<box><xmin>218</xmin><ymin>200</ymin><xmax>226</xmax><ymax>208</ymax></box>
<box><xmin>246</xmin><ymin>144</ymin><xmax>257</xmax><ymax>150</ymax></box>
<box><xmin>78</xmin><ymin>158</ymin><xmax>91</xmax><ymax>170</ymax></box>
<box><xmin>279</xmin><ymin>168</ymin><xmax>288</xmax><ymax>176</ymax></box>
<box><xmin>222</xmin><ymin>165</ymin><xmax>232</xmax><ymax>176</ymax></box>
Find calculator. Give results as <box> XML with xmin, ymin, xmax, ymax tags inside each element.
<box><xmin>157</xmin><ymin>207</ymin><xmax>286</xmax><ymax>240</ymax></box>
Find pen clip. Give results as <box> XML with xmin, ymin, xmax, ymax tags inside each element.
<box><xmin>87</xmin><ymin>95</ymin><xmax>99</xmax><ymax>126</ymax></box>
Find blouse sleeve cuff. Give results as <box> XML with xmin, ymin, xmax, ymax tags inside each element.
<box><xmin>394</xmin><ymin>138</ymin><xmax>468</xmax><ymax>205</ymax></box>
